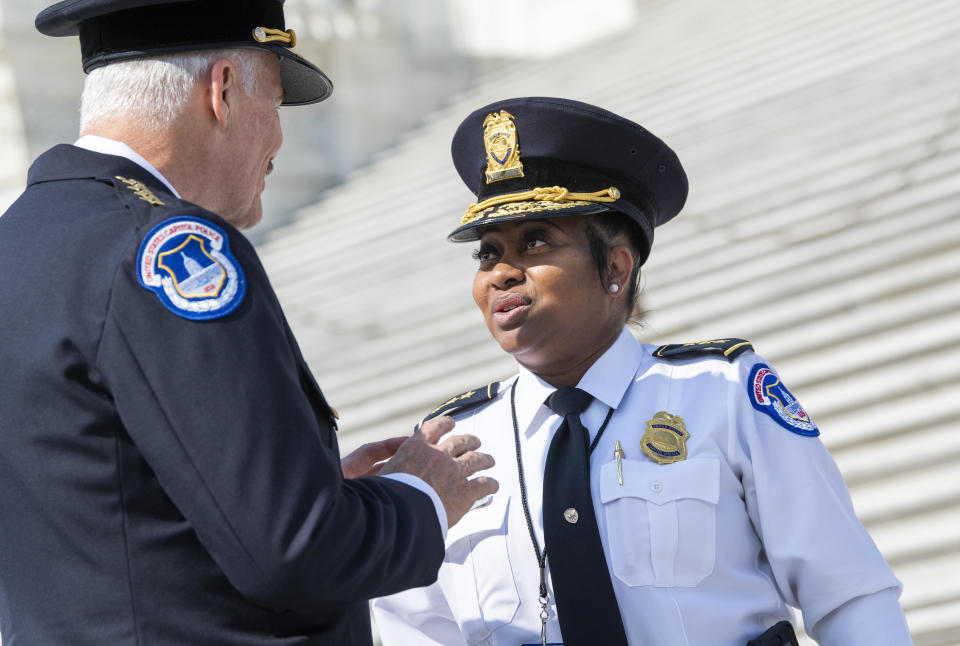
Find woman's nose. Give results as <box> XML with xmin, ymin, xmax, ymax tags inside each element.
<box><xmin>490</xmin><ymin>260</ymin><xmax>524</xmax><ymax>289</ymax></box>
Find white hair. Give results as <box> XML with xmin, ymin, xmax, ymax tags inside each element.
<box><xmin>79</xmin><ymin>48</ymin><xmax>265</xmax><ymax>134</ymax></box>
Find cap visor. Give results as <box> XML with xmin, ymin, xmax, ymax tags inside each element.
<box><xmin>274</xmin><ymin>47</ymin><xmax>333</xmax><ymax>105</ymax></box>
<box><xmin>448</xmin><ymin>202</ymin><xmax>612</xmax><ymax>242</ymax></box>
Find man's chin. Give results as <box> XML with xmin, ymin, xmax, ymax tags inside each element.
<box><xmin>232</xmin><ymin>204</ymin><xmax>263</xmax><ymax>230</ymax></box>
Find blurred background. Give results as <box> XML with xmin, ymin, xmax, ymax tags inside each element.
<box><xmin>2</xmin><ymin>0</ymin><xmax>959</xmax><ymax>644</ymax></box>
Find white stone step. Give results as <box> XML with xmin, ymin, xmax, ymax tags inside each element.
<box><xmin>848</xmin><ymin>461</ymin><xmax>960</xmax><ymax>526</ymax></box>
<box><xmin>641</xmin><ymin>217</ymin><xmax>960</xmax><ymax>343</ymax></box>
<box><xmin>755</xmin><ymin>281</ymin><xmax>960</xmax><ymax>365</ymax></box>
<box><xmin>866</xmin><ymin>503</ymin><xmax>960</xmax><ymax>566</ymax></box>
<box><xmin>907</xmin><ymin>601</ymin><xmax>960</xmax><ymax>646</ymax></box>
<box><xmin>894</xmin><ymin>552</ymin><xmax>960</xmax><ymax>611</ymax></box>
<box><xmin>782</xmin><ymin>310</ymin><xmax>960</xmax><ymax>390</ymax></box>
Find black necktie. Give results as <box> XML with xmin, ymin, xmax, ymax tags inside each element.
<box><xmin>543</xmin><ymin>387</ymin><xmax>628</xmax><ymax>646</ymax></box>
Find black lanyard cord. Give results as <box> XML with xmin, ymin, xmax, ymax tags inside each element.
<box><xmin>509</xmin><ymin>380</ymin><xmax>615</xmax><ymax>643</ymax></box>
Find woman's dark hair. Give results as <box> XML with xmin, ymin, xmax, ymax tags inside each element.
<box><xmin>585</xmin><ymin>212</ymin><xmax>647</xmax><ymax>324</ymax></box>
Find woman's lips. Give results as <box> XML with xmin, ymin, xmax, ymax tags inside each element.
<box><xmin>491</xmin><ymin>293</ymin><xmax>531</xmax><ymax>327</ymax></box>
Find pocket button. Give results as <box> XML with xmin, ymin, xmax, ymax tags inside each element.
<box><xmin>650</xmin><ymin>480</ymin><xmax>663</xmax><ymax>494</ymax></box>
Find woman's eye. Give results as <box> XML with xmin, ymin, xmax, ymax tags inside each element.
<box><xmin>472</xmin><ymin>246</ymin><xmax>497</xmax><ymax>262</ymax></box>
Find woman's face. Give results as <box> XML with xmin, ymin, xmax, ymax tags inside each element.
<box><xmin>472</xmin><ymin>216</ymin><xmax>624</xmax><ymax>378</ymax></box>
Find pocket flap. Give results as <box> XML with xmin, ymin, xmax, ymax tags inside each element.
<box><xmin>445</xmin><ymin>493</ymin><xmax>510</xmax><ymax>549</ymax></box>
<box><xmin>600</xmin><ymin>457</ymin><xmax>719</xmax><ymax>505</ymax></box>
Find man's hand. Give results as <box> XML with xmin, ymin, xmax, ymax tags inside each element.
<box><xmin>379</xmin><ymin>416</ymin><xmax>498</xmax><ymax>528</ymax></box>
<box><xmin>341</xmin><ymin>437</ymin><xmax>407</xmax><ymax>479</ymax></box>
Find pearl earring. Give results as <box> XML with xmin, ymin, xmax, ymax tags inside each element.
<box><xmin>609</xmin><ymin>283</ymin><xmax>620</xmax><ymax>294</ymax></box>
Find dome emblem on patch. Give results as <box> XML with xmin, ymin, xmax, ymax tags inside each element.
<box><xmin>483</xmin><ymin>110</ymin><xmax>524</xmax><ymax>184</ymax></box>
<box><xmin>137</xmin><ymin>217</ymin><xmax>246</xmax><ymax>320</ymax></box>
<box><xmin>748</xmin><ymin>363</ymin><xmax>819</xmax><ymax>436</ymax></box>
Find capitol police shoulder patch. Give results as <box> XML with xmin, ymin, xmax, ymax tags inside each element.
<box><xmin>137</xmin><ymin>216</ymin><xmax>246</xmax><ymax>321</ymax></box>
<box><xmin>747</xmin><ymin>363</ymin><xmax>819</xmax><ymax>436</ymax></box>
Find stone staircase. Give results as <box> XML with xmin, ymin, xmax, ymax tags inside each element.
<box><xmin>259</xmin><ymin>0</ymin><xmax>960</xmax><ymax>642</ymax></box>
<box><xmin>0</xmin><ymin>2</ymin><xmax>29</xmax><ymax>210</ymax></box>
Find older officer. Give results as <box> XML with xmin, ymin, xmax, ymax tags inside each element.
<box><xmin>372</xmin><ymin>98</ymin><xmax>912</xmax><ymax>645</ymax></box>
<box><xmin>0</xmin><ymin>2</ymin><xmax>496</xmax><ymax>644</ymax></box>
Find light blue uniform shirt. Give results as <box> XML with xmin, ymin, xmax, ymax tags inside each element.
<box><xmin>374</xmin><ymin>328</ymin><xmax>910</xmax><ymax>645</ymax></box>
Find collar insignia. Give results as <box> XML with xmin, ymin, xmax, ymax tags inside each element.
<box><xmin>641</xmin><ymin>411</ymin><xmax>689</xmax><ymax>464</ymax></box>
<box><xmin>483</xmin><ymin>110</ymin><xmax>524</xmax><ymax>184</ymax></box>
<box><xmin>116</xmin><ymin>176</ymin><xmax>165</xmax><ymax>206</ymax></box>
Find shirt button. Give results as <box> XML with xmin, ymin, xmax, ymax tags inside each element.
<box><xmin>650</xmin><ymin>481</ymin><xmax>663</xmax><ymax>493</ymax></box>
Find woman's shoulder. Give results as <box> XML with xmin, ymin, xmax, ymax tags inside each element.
<box><xmin>646</xmin><ymin>337</ymin><xmax>792</xmax><ymax>380</ymax></box>
<box><xmin>640</xmin><ymin>337</ymin><xmax>761</xmax><ymax>389</ymax></box>
<box><xmin>414</xmin><ymin>377</ymin><xmax>514</xmax><ymax>432</ymax></box>
<box><xmin>646</xmin><ymin>337</ymin><xmax>819</xmax><ymax>437</ymax></box>
<box><xmin>651</xmin><ymin>337</ymin><xmax>755</xmax><ymax>364</ymax></box>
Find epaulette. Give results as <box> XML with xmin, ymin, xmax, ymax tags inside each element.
<box><xmin>114</xmin><ymin>176</ymin><xmax>166</xmax><ymax>206</ymax></box>
<box><xmin>415</xmin><ymin>381</ymin><xmax>501</xmax><ymax>432</ymax></box>
<box><xmin>654</xmin><ymin>338</ymin><xmax>754</xmax><ymax>363</ymax></box>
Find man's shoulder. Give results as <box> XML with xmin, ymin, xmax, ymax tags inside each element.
<box><xmin>19</xmin><ymin>145</ymin><xmax>177</xmax><ymax>220</ymax></box>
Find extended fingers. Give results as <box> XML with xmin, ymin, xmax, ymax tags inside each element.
<box><xmin>469</xmin><ymin>475</ymin><xmax>500</xmax><ymax>499</ymax></box>
<box><xmin>439</xmin><ymin>433</ymin><xmax>481</xmax><ymax>457</ymax></box>
<box><xmin>360</xmin><ymin>436</ymin><xmax>407</xmax><ymax>463</ymax></box>
<box><xmin>419</xmin><ymin>416</ymin><xmax>455</xmax><ymax>445</ymax></box>
<box><xmin>342</xmin><ymin>437</ymin><xmax>407</xmax><ymax>479</ymax></box>
<box><xmin>457</xmin><ymin>450</ymin><xmax>495</xmax><ymax>477</ymax></box>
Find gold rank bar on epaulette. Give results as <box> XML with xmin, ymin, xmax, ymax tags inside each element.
<box><xmin>415</xmin><ymin>381</ymin><xmax>500</xmax><ymax>432</ymax></box>
<box><xmin>115</xmin><ymin>176</ymin><xmax>165</xmax><ymax>206</ymax></box>
<box><xmin>654</xmin><ymin>338</ymin><xmax>754</xmax><ymax>363</ymax></box>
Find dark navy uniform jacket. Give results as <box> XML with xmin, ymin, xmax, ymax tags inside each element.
<box><xmin>0</xmin><ymin>145</ymin><xmax>444</xmax><ymax>645</ymax></box>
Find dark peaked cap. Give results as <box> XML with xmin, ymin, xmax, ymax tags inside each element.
<box><xmin>35</xmin><ymin>0</ymin><xmax>332</xmax><ymax>105</ymax></box>
<box><xmin>449</xmin><ymin>97</ymin><xmax>687</xmax><ymax>264</ymax></box>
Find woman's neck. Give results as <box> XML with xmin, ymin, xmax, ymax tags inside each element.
<box><xmin>520</xmin><ymin>325</ymin><xmax>623</xmax><ymax>388</ymax></box>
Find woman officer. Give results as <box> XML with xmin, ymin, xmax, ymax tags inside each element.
<box><xmin>372</xmin><ymin>97</ymin><xmax>911</xmax><ymax>646</ymax></box>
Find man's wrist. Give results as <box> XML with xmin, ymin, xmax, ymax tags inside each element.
<box><xmin>381</xmin><ymin>473</ymin><xmax>448</xmax><ymax>539</ymax></box>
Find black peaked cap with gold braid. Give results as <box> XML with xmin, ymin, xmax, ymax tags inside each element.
<box><xmin>415</xmin><ymin>382</ymin><xmax>501</xmax><ymax>432</ymax></box>
<box><xmin>35</xmin><ymin>0</ymin><xmax>332</xmax><ymax>105</ymax></box>
<box><xmin>654</xmin><ymin>338</ymin><xmax>754</xmax><ymax>363</ymax></box>
<box><xmin>448</xmin><ymin>97</ymin><xmax>688</xmax><ymax>265</ymax></box>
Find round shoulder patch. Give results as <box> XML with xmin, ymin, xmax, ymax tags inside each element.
<box><xmin>747</xmin><ymin>363</ymin><xmax>819</xmax><ymax>436</ymax></box>
<box><xmin>136</xmin><ymin>216</ymin><xmax>246</xmax><ymax>321</ymax></box>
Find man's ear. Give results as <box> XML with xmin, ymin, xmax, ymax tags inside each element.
<box><xmin>208</xmin><ymin>58</ymin><xmax>237</xmax><ymax>128</ymax></box>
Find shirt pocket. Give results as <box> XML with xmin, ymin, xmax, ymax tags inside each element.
<box><xmin>439</xmin><ymin>494</ymin><xmax>520</xmax><ymax>644</ymax></box>
<box><xmin>600</xmin><ymin>457</ymin><xmax>720</xmax><ymax>588</ymax></box>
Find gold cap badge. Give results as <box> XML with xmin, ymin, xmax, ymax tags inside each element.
<box><xmin>483</xmin><ymin>110</ymin><xmax>524</xmax><ymax>184</ymax></box>
<box><xmin>641</xmin><ymin>412</ymin><xmax>690</xmax><ymax>464</ymax></box>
